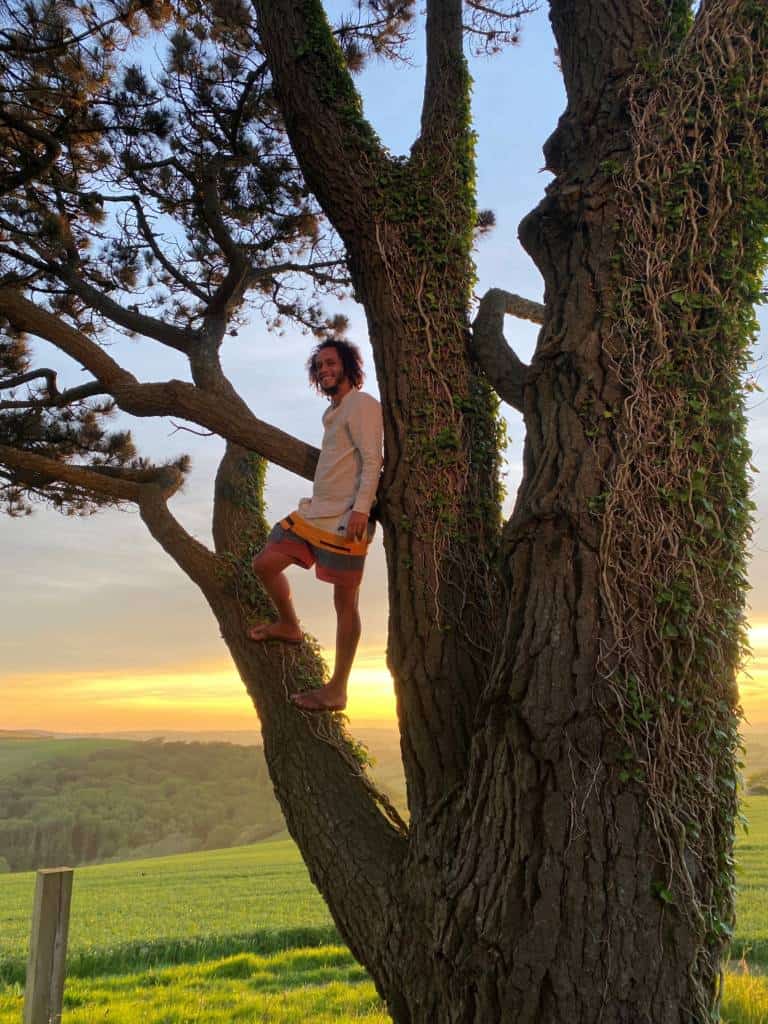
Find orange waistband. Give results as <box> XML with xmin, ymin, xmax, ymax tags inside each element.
<box><xmin>280</xmin><ymin>511</ymin><xmax>371</xmax><ymax>557</ymax></box>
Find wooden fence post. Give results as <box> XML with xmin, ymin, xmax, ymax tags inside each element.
<box><xmin>23</xmin><ymin>867</ymin><xmax>73</xmax><ymax>1024</ymax></box>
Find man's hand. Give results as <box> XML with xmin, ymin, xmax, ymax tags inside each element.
<box><xmin>346</xmin><ymin>510</ymin><xmax>369</xmax><ymax>541</ymax></box>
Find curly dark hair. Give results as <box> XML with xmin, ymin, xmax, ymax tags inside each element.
<box><xmin>307</xmin><ymin>338</ymin><xmax>365</xmax><ymax>393</ymax></box>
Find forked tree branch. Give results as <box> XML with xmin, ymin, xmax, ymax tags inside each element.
<box><xmin>0</xmin><ymin>373</ymin><xmax>107</xmax><ymax>409</ymax></box>
<box><xmin>252</xmin><ymin>0</ymin><xmax>385</xmax><ymax>243</ymax></box>
<box><xmin>419</xmin><ymin>0</ymin><xmax>465</xmax><ymax>152</ymax></box>
<box><xmin>471</xmin><ymin>288</ymin><xmax>542</xmax><ymax>411</ymax></box>
<box><xmin>0</xmin><ymin>444</ymin><xmax>183</xmax><ymax>502</ymax></box>
<box><xmin>0</xmin><ymin>368</ymin><xmax>59</xmax><ymax>393</ymax></box>
<box><xmin>0</xmin><ymin>288</ymin><xmax>321</xmax><ymax>480</ymax></box>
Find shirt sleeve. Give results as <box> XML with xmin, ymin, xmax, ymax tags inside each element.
<box><xmin>347</xmin><ymin>394</ymin><xmax>383</xmax><ymax>515</ymax></box>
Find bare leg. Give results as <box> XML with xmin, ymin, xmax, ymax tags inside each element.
<box><xmin>292</xmin><ymin>584</ymin><xmax>361</xmax><ymax>711</ymax></box>
<box><xmin>248</xmin><ymin>550</ymin><xmax>303</xmax><ymax>643</ymax></box>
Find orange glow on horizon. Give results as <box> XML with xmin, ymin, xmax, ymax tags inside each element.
<box><xmin>738</xmin><ymin>622</ymin><xmax>768</xmax><ymax>728</ymax></box>
<box><xmin>5</xmin><ymin>626</ymin><xmax>768</xmax><ymax>734</ymax></box>
<box><xmin>2</xmin><ymin>646</ymin><xmax>396</xmax><ymax>733</ymax></box>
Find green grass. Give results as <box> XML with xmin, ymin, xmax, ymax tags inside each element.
<box><xmin>0</xmin><ymin>839</ymin><xmax>338</xmax><ymax>985</ymax></box>
<box><xmin>0</xmin><ymin>952</ymin><xmax>765</xmax><ymax>1023</ymax></box>
<box><xmin>2</xmin><ymin>804</ymin><xmax>766</xmax><ymax>973</ymax></box>
<box><xmin>1</xmin><ymin>796</ymin><xmax>768</xmax><ymax>1020</ymax></box>
<box><xmin>723</xmin><ymin>972</ymin><xmax>768</xmax><ymax>1023</ymax></box>
<box><xmin>732</xmin><ymin>797</ymin><xmax>768</xmax><ymax>962</ymax></box>
<box><xmin>0</xmin><ymin>947</ymin><xmax>389</xmax><ymax>1023</ymax></box>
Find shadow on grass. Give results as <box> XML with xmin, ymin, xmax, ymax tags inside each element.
<box><xmin>53</xmin><ymin>948</ymin><xmax>372</xmax><ymax>1010</ymax></box>
<box><xmin>198</xmin><ymin>947</ymin><xmax>370</xmax><ymax>992</ymax></box>
<box><xmin>0</xmin><ymin>925</ymin><xmax>341</xmax><ymax>986</ymax></box>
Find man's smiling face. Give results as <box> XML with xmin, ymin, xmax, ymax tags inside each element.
<box><xmin>315</xmin><ymin>346</ymin><xmax>346</xmax><ymax>396</ymax></box>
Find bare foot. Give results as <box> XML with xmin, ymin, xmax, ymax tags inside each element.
<box><xmin>290</xmin><ymin>685</ymin><xmax>347</xmax><ymax>713</ymax></box>
<box><xmin>248</xmin><ymin>621</ymin><xmax>303</xmax><ymax>644</ymax></box>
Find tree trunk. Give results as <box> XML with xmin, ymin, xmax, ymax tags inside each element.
<box><xmin>359</xmin><ymin>260</ymin><xmax>503</xmax><ymax>821</ymax></box>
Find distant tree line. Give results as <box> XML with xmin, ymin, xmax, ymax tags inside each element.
<box><xmin>0</xmin><ymin>741</ymin><xmax>285</xmax><ymax>871</ymax></box>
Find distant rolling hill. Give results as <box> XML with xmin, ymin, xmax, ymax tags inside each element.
<box><xmin>0</xmin><ymin>727</ymin><xmax>405</xmax><ymax>873</ymax></box>
<box><xmin>0</xmin><ymin>737</ymin><xmax>285</xmax><ymax>872</ymax></box>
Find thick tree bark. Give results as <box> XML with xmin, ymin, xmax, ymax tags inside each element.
<box><xmin>426</xmin><ymin>3</ymin><xmax>752</xmax><ymax>1021</ymax></box>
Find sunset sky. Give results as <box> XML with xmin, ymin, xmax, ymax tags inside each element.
<box><xmin>2</xmin><ymin>5</ymin><xmax>768</xmax><ymax>734</ymax></box>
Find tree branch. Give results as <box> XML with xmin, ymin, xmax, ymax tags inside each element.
<box><xmin>251</xmin><ymin>0</ymin><xmax>385</xmax><ymax>242</ymax></box>
<box><xmin>419</xmin><ymin>0</ymin><xmax>465</xmax><ymax>150</ymax></box>
<box><xmin>0</xmin><ymin>368</ymin><xmax>58</xmax><ymax>394</ymax></box>
<box><xmin>200</xmin><ymin>164</ymin><xmax>247</xmax><ymax>267</ymax></box>
<box><xmin>0</xmin><ymin>380</ymin><xmax>108</xmax><ymax>409</ymax></box>
<box><xmin>0</xmin><ymin>366</ymin><xmax>109</xmax><ymax>408</ymax></box>
<box><xmin>0</xmin><ymin>441</ymin><xmax>222</xmax><ymax>580</ymax></box>
<box><xmin>0</xmin><ymin>10</ymin><xmax>129</xmax><ymax>56</ymax></box>
<box><xmin>0</xmin><ymin>243</ymin><xmax>52</xmax><ymax>277</ymax></box>
<box><xmin>229</xmin><ymin>64</ymin><xmax>268</xmax><ymax>149</ymax></box>
<box><xmin>0</xmin><ymin>288</ymin><xmax>320</xmax><ymax>480</ymax></box>
<box><xmin>204</xmin><ymin>443</ymin><xmax>407</xmax><ymax>981</ymax></box>
<box><xmin>114</xmin><ymin>379</ymin><xmax>320</xmax><ymax>480</ymax></box>
<box><xmin>0</xmin><ymin>109</ymin><xmax>62</xmax><ymax>195</ymax></box>
<box><xmin>137</xmin><ymin>490</ymin><xmax>223</xmax><ymax>591</ymax></box>
<box><xmin>0</xmin><ymin>287</ymin><xmax>138</xmax><ymax>387</ymax></box>
<box><xmin>0</xmin><ymin>444</ymin><xmax>183</xmax><ymax>503</ymax></box>
<box><xmin>0</xmin><ymin>242</ymin><xmax>195</xmax><ymax>354</ymax></box>
<box><xmin>251</xmin><ymin>258</ymin><xmax>347</xmax><ymax>283</ymax></box>
<box><xmin>471</xmin><ymin>288</ymin><xmax>540</xmax><ymax>411</ymax></box>
<box><xmin>128</xmin><ymin>195</ymin><xmax>210</xmax><ymax>302</ymax></box>
<box><xmin>54</xmin><ymin>267</ymin><xmax>196</xmax><ymax>354</ymax></box>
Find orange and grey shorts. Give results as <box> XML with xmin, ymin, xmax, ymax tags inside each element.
<box><xmin>262</xmin><ymin>510</ymin><xmax>373</xmax><ymax>588</ymax></box>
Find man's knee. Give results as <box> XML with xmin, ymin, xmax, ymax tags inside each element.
<box><xmin>333</xmin><ymin>585</ymin><xmax>360</xmax><ymax>615</ymax></box>
<box><xmin>252</xmin><ymin>548</ymin><xmax>286</xmax><ymax>579</ymax></box>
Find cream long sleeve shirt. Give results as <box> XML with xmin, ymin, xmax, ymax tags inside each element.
<box><xmin>306</xmin><ymin>389</ymin><xmax>383</xmax><ymax>518</ymax></box>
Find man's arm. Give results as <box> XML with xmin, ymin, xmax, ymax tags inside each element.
<box><xmin>346</xmin><ymin>393</ymin><xmax>383</xmax><ymax>539</ymax></box>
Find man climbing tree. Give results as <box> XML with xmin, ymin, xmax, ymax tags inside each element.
<box><xmin>1</xmin><ymin>0</ymin><xmax>767</xmax><ymax>1020</ymax></box>
<box><xmin>249</xmin><ymin>337</ymin><xmax>383</xmax><ymax>713</ymax></box>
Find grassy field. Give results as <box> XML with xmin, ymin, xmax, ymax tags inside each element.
<box><xmin>0</xmin><ymin>948</ymin><xmax>389</xmax><ymax>1024</ymax></box>
<box><xmin>0</xmin><ymin>952</ymin><xmax>765</xmax><ymax>1023</ymax></box>
<box><xmin>1</xmin><ymin>786</ymin><xmax>768</xmax><ymax>1019</ymax></box>
<box><xmin>0</xmin><ymin>839</ymin><xmax>338</xmax><ymax>984</ymax></box>
<box><xmin>1</xmin><ymin>804</ymin><xmax>767</xmax><ymax>973</ymax></box>
<box><xmin>733</xmin><ymin>797</ymin><xmax>768</xmax><ymax>962</ymax></box>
